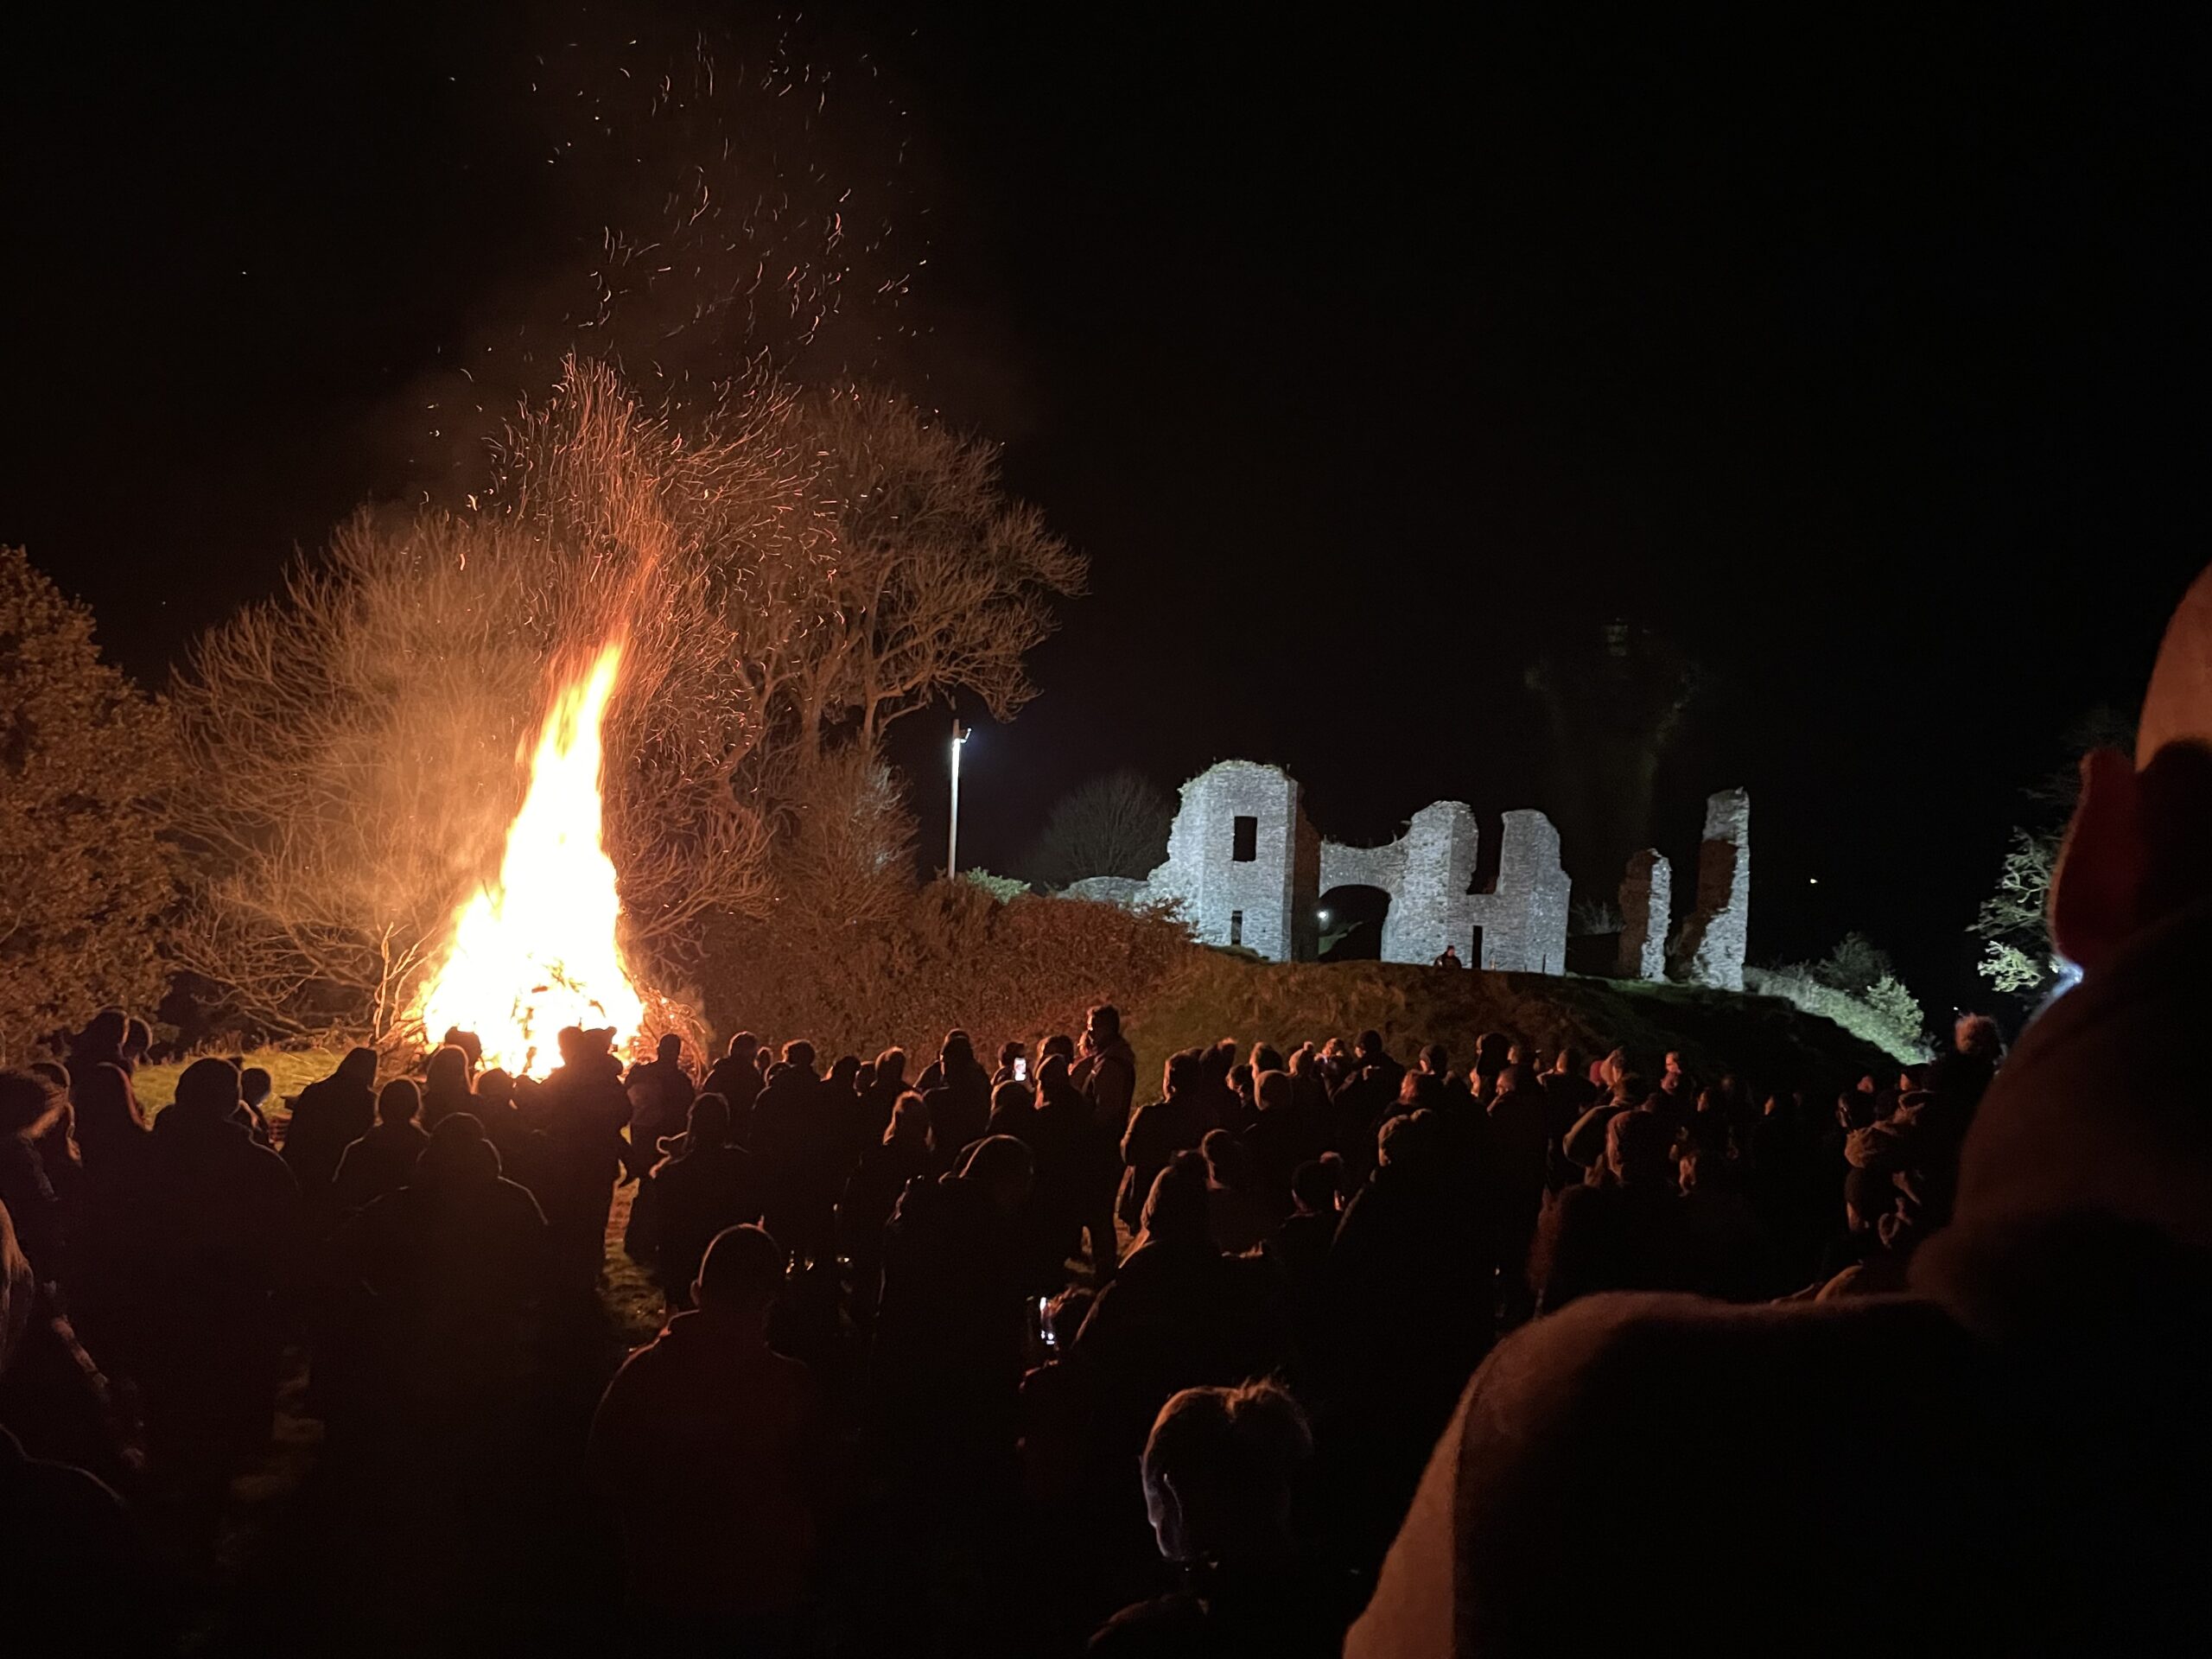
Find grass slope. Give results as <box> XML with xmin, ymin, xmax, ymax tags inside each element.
<box><xmin>1122</xmin><ymin>955</ymin><xmax>1897</xmax><ymax>1095</ymax></box>
<box><xmin>133</xmin><ymin>1047</ymin><xmax>337</xmax><ymax>1116</ymax></box>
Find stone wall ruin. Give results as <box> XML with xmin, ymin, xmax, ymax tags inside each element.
<box><xmin>1671</xmin><ymin>786</ymin><xmax>1751</xmax><ymax>992</ymax></box>
<box><xmin>1616</xmin><ymin>849</ymin><xmax>1671</xmax><ymax>979</ymax></box>
<box><xmin>1067</xmin><ymin>760</ymin><xmax>1748</xmax><ymax>988</ymax></box>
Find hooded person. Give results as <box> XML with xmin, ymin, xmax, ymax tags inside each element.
<box><xmin>284</xmin><ymin>1046</ymin><xmax>380</xmax><ymax>1211</ymax></box>
<box><xmin>648</xmin><ymin>1093</ymin><xmax>764</xmax><ymax>1309</ymax></box>
<box><xmin>133</xmin><ymin>1058</ymin><xmax>304</xmax><ymax>1492</ymax></box>
<box><xmin>914</xmin><ymin>1031</ymin><xmax>993</xmax><ymax>1168</ymax></box>
<box><xmin>418</xmin><ymin>1043</ymin><xmax>474</xmax><ymax>1131</ymax></box>
<box><xmin>1119</xmin><ymin>1051</ymin><xmax>1214</xmax><ymax>1231</ymax></box>
<box><xmin>1531</xmin><ymin>1107</ymin><xmax>1696</xmax><ymax>1313</ymax></box>
<box><xmin>1348</xmin><ymin>562</ymin><xmax>2212</xmax><ymax>1658</ymax></box>
<box><xmin>1077</xmin><ymin>1153</ymin><xmax>1282</xmax><ymax>1490</ymax></box>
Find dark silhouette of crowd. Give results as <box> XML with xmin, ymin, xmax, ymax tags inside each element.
<box><xmin>6</xmin><ymin>566</ymin><xmax>2212</xmax><ymax>1653</ymax></box>
<box><xmin>0</xmin><ymin>990</ymin><xmax>2071</xmax><ymax>1655</ymax></box>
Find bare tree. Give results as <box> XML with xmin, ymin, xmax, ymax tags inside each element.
<box><xmin>789</xmin><ymin>385</ymin><xmax>1086</xmax><ymax>753</ymax></box>
<box><xmin>172</xmin><ymin>366</ymin><xmax>794</xmax><ymax>1042</ymax></box>
<box><xmin>1021</xmin><ymin>771</ymin><xmax>1174</xmax><ymax>889</ymax></box>
<box><xmin>0</xmin><ymin>549</ymin><xmax>175</xmax><ymax>1063</ymax></box>
<box><xmin>173</xmin><ymin>359</ymin><xmax>1079</xmax><ymax>1042</ymax></box>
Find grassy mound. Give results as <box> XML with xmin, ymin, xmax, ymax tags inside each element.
<box><xmin>133</xmin><ymin>1047</ymin><xmax>336</xmax><ymax>1115</ymax></box>
<box><xmin>1120</xmin><ymin>954</ymin><xmax>1897</xmax><ymax>1096</ymax></box>
<box><xmin>127</xmin><ymin>947</ymin><xmax>1892</xmax><ymax>1121</ymax></box>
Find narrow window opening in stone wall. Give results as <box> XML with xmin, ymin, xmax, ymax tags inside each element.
<box><xmin>1469</xmin><ymin>925</ymin><xmax>1484</xmax><ymax>967</ymax></box>
<box><xmin>1230</xmin><ymin>909</ymin><xmax>1244</xmax><ymax>946</ymax></box>
<box><xmin>1231</xmin><ymin>816</ymin><xmax>1257</xmax><ymax>861</ymax></box>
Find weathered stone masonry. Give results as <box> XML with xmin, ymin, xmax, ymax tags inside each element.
<box><xmin>1071</xmin><ymin>761</ymin><xmax>1746</xmax><ymax>988</ymax></box>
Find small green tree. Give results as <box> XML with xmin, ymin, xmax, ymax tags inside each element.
<box><xmin>0</xmin><ymin>549</ymin><xmax>175</xmax><ymax>1063</ymax></box>
<box><xmin>1812</xmin><ymin>931</ymin><xmax>1893</xmax><ymax>997</ymax></box>
<box><xmin>963</xmin><ymin>870</ymin><xmax>1031</xmax><ymax>904</ymax></box>
<box><xmin>1860</xmin><ymin>973</ymin><xmax>1928</xmax><ymax>1049</ymax></box>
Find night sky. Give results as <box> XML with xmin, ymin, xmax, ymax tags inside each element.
<box><xmin>3</xmin><ymin>4</ymin><xmax>2206</xmax><ymax>1013</ymax></box>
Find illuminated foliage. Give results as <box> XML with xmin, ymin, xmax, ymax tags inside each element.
<box><xmin>0</xmin><ymin>549</ymin><xmax>175</xmax><ymax>1063</ymax></box>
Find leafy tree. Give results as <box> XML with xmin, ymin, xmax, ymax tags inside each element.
<box><xmin>0</xmin><ymin>549</ymin><xmax>175</xmax><ymax>1063</ymax></box>
<box><xmin>1745</xmin><ymin>963</ymin><xmax>1928</xmax><ymax>1064</ymax></box>
<box><xmin>1860</xmin><ymin>973</ymin><xmax>1928</xmax><ymax>1049</ymax></box>
<box><xmin>1020</xmin><ymin>770</ymin><xmax>1174</xmax><ymax>888</ymax></box>
<box><xmin>1812</xmin><ymin>931</ymin><xmax>1894</xmax><ymax>997</ymax></box>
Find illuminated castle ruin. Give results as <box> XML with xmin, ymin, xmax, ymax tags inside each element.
<box><xmin>1067</xmin><ymin>760</ymin><xmax>1748</xmax><ymax>986</ymax></box>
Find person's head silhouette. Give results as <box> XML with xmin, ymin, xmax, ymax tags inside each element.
<box><xmin>171</xmin><ymin>1057</ymin><xmax>243</xmax><ymax>1126</ymax></box>
<box><xmin>378</xmin><ymin>1078</ymin><xmax>422</xmax><ymax>1125</ymax></box>
<box><xmin>693</xmin><ymin>1224</ymin><xmax>785</xmax><ymax>1332</ymax></box>
<box><xmin>1141</xmin><ymin>1380</ymin><xmax>1313</xmax><ymax>1564</ymax></box>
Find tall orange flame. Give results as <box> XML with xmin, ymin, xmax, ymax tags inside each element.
<box><xmin>415</xmin><ymin>639</ymin><xmax>646</xmax><ymax>1077</ymax></box>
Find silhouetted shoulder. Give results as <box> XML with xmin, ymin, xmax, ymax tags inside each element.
<box><xmin>493</xmin><ymin>1174</ymin><xmax>548</xmax><ymax>1225</ymax></box>
<box><xmin>0</xmin><ymin>1429</ymin><xmax>167</xmax><ymax>1649</ymax></box>
<box><xmin>1351</xmin><ymin>1292</ymin><xmax>2021</xmax><ymax>1657</ymax></box>
<box><xmin>1088</xmin><ymin>1593</ymin><xmax>1206</xmax><ymax>1656</ymax></box>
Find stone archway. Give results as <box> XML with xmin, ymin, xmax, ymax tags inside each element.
<box><xmin>1318</xmin><ymin>884</ymin><xmax>1393</xmax><ymax>962</ymax></box>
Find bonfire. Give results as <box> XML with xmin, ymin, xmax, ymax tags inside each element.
<box><xmin>412</xmin><ymin>639</ymin><xmax>646</xmax><ymax>1077</ymax></box>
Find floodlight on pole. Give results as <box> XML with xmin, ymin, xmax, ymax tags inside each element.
<box><xmin>947</xmin><ymin>718</ymin><xmax>970</xmax><ymax>878</ymax></box>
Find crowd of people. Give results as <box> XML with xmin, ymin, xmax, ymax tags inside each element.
<box><xmin>7</xmin><ymin>568</ymin><xmax>2212</xmax><ymax>1654</ymax></box>
<box><xmin>1</xmin><ymin>993</ymin><xmax>2003</xmax><ymax>1655</ymax></box>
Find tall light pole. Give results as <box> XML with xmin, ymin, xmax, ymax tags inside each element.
<box><xmin>947</xmin><ymin>718</ymin><xmax>970</xmax><ymax>877</ymax></box>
